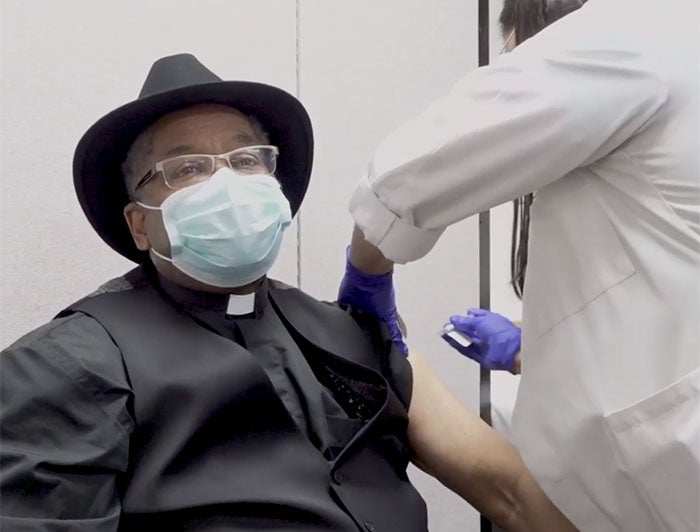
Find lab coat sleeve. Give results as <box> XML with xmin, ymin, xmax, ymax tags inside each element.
<box><xmin>0</xmin><ymin>314</ymin><xmax>133</xmax><ymax>531</ymax></box>
<box><xmin>350</xmin><ymin>38</ymin><xmax>669</xmax><ymax>263</ymax></box>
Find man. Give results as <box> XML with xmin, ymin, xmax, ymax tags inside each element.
<box><xmin>0</xmin><ymin>54</ymin><xmax>574</xmax><ymax>531</ymax></box>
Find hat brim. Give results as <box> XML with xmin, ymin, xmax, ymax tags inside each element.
<box><xmin>73</xmin><ymin>81</ymin><xmax>313</xmax><ymax>263</ymax></box>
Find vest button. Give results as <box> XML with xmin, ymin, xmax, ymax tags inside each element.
<box><xmin>364</xmin><ymin>521</ymin><xmax>375</xmax><ymax>531</ymax></box>
<box><xmin>332</xmin><ymin>471</ymin><xmax>347</xmax><ymax>484</ymax></box>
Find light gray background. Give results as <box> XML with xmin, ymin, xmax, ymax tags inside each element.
<box><xmin>0</xmin><ymin>1</ymin><xmax>522</xmax><ymax>530</ymax></box>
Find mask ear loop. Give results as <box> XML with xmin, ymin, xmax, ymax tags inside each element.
<box><xmin>136</xmin><ymin>201</ymin><xmax>161</xmax><ymax>210</ymax></box>
<box><xmin>133</xmin><ymin>201</ymin><xmax>174</xmax><ymax>263</ymax></box>
<box><xmin>149</xmin><ymin>247</ymin><xmax>174</xmax><ymax>263</ymax></box>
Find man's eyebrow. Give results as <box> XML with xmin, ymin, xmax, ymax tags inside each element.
<box><xmin>234</xmin><ymin>133</ymin><xmax>260</xmax><ymax>144</ymax></box>
<box><xmin>164</xmin><ymin>144</ymin><xmax>195</xmax><ymax>157</ymax></box>
<box><xmin>163</xmin><ymin>133</ymin><xmax>260</xmax><ymax>158</ymax></box>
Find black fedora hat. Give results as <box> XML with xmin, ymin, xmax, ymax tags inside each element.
<box><xmin>73</xmin><ymin>53</ymin><xmax>313</xmax><ymax>263</ymax></box>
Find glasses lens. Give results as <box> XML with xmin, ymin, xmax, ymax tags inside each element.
<box><xmin>162</xmin><ymin>156</ymin><xmax>215</xmax><ymax>188</ymax></box>
<box><xmin>228</xmin><ymin>146</ymin><xmax>278</xmax><ymax>176</ymax></box>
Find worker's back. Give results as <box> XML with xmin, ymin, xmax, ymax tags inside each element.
<box><xmin>512</xmin><ymin>1</ymin><xmax>700</xmax><ymax>530</ymax></box>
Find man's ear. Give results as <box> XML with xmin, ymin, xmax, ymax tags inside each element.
<box><xmin>123</xmin><ymin>202</ymin><xmax>151</xmax><ymax>251</ymax></box>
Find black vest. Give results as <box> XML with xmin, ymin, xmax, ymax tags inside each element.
<box><xmin>62</xmin><ymin>268</ymin><xmax>428</xmax><ymax>531</ymax></box>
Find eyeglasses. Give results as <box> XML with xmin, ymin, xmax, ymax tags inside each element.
<box><xmin>134</xmin><ymin>145</ymin><xmax>279</xmax><ymax>191</ymax></box>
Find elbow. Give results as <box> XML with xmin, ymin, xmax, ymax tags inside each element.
<box><xmin>495</xmin><ymin>469</ymin><xmax>530</xmax><ymax>531</ymax></box>
<box><xmin>489</xmin><ymin>458</ymin><xmax>577</xmax><ymax>532</ymax></box>
<box><xmin>480</xmin><ymin>444</ymin><xmax>531</xmax><ymax>531</ymax></box>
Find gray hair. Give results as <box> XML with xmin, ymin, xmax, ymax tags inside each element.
<box><xmin>121</xmin><ymin>112</ymin><xmax>271</xmax><ymax>199</ymax></box>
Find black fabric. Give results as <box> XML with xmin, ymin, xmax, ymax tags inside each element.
<box><xmin>143</xmin><ymin>265</ymin><xmax>391</xmax><ymax>459</ymax></box>
<box><xmin>266</xmin><ymin>281</ymin><xmax>413</xmax><ymax>412</ymax></box>
<box><xmin>0</xmin><ymin>314</ymin><xmax>130</xmax><ymax>532</ymax></box>
<box><xmin>1</xmin><ymin>267</ymin><xmax>426</xmax><ymax>530</ymax></box>
<box><xmin>235</xmin><ymin>298</ymin><xmax>351</xmax><ymax>454</ymax></box>
<box><xmin>73</xmin><ymin>54</ymin><xmax>314</xmax><ymax>263</ymax></box>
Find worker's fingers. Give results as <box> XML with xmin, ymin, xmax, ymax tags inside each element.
<box><xmin>449</xmin><ymin>314</ymin><xmax>480</xmax><ymax>337</ymax></box>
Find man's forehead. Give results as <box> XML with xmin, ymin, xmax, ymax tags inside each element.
<box><xmin>153</xmin><ymin>103</ymin><xmax>255</xmax><ymax>132</ymax></box>
<box><xmin>148</xmin><ymin>104</ymin><xmax>263</xmax><ymax>154</ymax></box>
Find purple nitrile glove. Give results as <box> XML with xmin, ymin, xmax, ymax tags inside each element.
<box><xmin>338</xmin><ymin>248</ymin><xmax>408</xmax><ymax>356</ymax></box>
<box><xmin>445</xmin><ymin>308</ymin><xmax>521</xmax><ymax>371</ymax></box>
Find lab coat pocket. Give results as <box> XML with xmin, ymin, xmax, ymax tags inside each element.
<box><xmin>606</xmin><ymin>367</ymin><xmax>700</xmax><ymax>532</ymax></box>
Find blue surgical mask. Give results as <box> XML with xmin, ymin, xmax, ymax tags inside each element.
<box><xmin>138</xmin><ymin>168</ymin><xmax>292</xmax><ymax>288</ymax></box>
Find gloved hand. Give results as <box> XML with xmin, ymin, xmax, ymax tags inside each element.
<box><xmin>338</xmin><ymin>248</ymin><xmax>408</xmax><ymax>356</ymax></box>
<box><xmin>445</xmin><ymin>308</ymin><xmax>521</xmax><ymax>371</ymax></box>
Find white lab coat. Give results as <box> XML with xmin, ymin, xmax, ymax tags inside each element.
<box><xmin>350</xmin><ymin>0</ymin><xmax>700</xmax><ymax>529</ymax></box>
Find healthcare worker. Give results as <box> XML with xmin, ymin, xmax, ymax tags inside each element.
<box><xmin>445</xmin><ymin>0</ymin><xmax>592</xmax><ymax>379</ymax></box>
<box><xmin>338</xmin><ymin>0</ymin><xmax>700</xmax><ymax>530</ymax></box>
<box><xmin>448</xmin><ymin>0</ymin><xmax>592</xmax><ymax>377</ymax></box>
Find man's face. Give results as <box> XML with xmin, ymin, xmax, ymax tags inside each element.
<box><xmin>123</xmin><ymin>103</ymin><xmax>268</xmax><ymax>293</ymax></box>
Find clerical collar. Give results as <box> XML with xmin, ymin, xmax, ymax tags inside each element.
<box><xmin>154</xmin><ymin>271</ymin><xmax>268</xmax><ymax>318</ymax></box>
<box><xmin>226</xmin><ymin>292</ymin><xmax>256</xmax><ymax>316</ymax></box>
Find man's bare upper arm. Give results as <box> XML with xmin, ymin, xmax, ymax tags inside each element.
<box><xmin>406</xmin><ymin>349</ymin><xmax>496</xmax><ymax>476</ymax></box>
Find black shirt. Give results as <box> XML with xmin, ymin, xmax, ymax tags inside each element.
<box><xmin>0</xmin><ymin>274</ymin><xmax>388</xmax><ymax>529</ymax></box>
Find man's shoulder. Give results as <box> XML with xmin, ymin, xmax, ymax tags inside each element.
<box><xmin>80</xmin><ymin>267</ymin><xmax>148</xmax><ymax>302</ymax></box>
<box><xmin>267</xmin><ymin>277</ymin><xmax>392</xmax><ymax>332</ymax></box>
<box><xmin>268</xmin><ymin>279</ymin><xmax>295</xmax><ymax>291</ymax></box>
<box><xmin>266</xmin><ymin>277</ymin><xmax>402</xmax><ymax>370</ymax></box>
<box><xmin>58</xmin><ymin>268</ymin><xmax>153</xmax><ymax>320</ymax></box>
<box><xmin>2</xmin><ymin>313</ymin><xmax>116</xmax><ymax>358</ymax></box>
<box><xmin>267</xmin><ymin>278</ymin><xmax>341</xmax><ymax>310</ymax></box>
<box><xmin>86</xmin><ymin>274</ymin><xmax>138</xmax><ymax>298</ymax></box>
<box><xmin>0</xmin><ymin>311</ymin><xmax>128</xmax><ymax>400</ymax></box>
<box><xmin>267</xmin><ymin>280</ymin><xmax>413</xmax><ymax>409</ymax></box>
<box><xmin>1</xmin><ymin>269</ymin><xmax>144</xmax><ymax>360</ymax></box>
<box><xmin>1</xmin><ymin>310</ymin><xmax>133</xmax><ymax>438</ymax></box>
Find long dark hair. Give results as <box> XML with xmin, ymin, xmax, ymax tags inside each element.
<box><xmin>499</xmin><ymin>0</ymin><xmax>588</xmax><ymax>299</ymax></box>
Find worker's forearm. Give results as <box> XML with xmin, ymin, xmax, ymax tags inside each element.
<box><xmin>348</xmin><ymin>225</ymin><xmax>394</xmax><ymax>275</ymax></box>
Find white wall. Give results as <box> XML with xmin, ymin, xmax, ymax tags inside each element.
<box><xmin>1</xmin><ymin>1</ymin><xmax>520</xmax><ymax>530</ymax></box>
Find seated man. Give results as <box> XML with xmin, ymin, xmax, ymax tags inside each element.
<box><xmin>0</xmin><ymin>54</ymin><xmax>574</xmax><ymax>531</ymax></box>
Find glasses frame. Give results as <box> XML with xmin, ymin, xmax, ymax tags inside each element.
<box><xmin>134</xmin><ymin>144</ymin><xmax>280</xmax><ymax>192</ymax></box>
